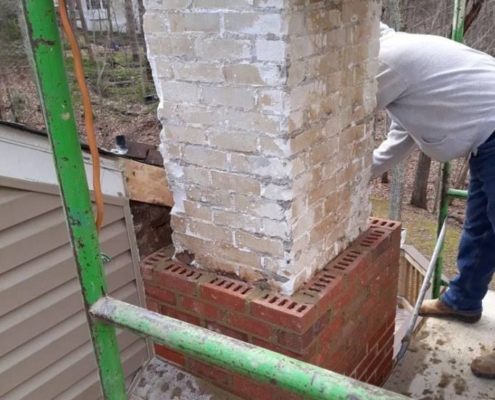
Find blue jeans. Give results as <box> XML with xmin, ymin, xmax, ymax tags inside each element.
<box><xmin>442</xmin><ymin>132</ymin><xmax>495</xmax><ymax>315</ymax></box>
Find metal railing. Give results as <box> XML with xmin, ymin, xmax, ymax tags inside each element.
<box><xmin>20</xmin><ymin>0</ymin><xmax>408</xmax><ymax>399</ymax></box>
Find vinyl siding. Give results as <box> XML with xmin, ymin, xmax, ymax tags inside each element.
<box><xmin>0</xmin><ymin>184</ymin><xmax>149</xmax><ymax>399</ymax></box>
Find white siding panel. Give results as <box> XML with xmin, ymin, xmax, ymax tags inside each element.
<box><xmin>0</xmin><ymin>185</ymin><xmax>149</xmax><ymax>399</ymax></box>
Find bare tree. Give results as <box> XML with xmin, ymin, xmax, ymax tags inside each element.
<box><xmin>411</xmin><ymin>153</ymin><xmax>432</xmax><ymax>209</ymax></box>
<box><xmin>124</xmin><ymin>0</ymin><xmax>140</xmax><ymax>62</ymax></box>
<box><xmin>67</xmin><ymin>0</ymin><xmax>78</xmax><ymax>31</ymax></box>
<box><xmin>137</xmin><ymin>0</ymin><xmax>145</xmax><ymax>32</ymax></box>
<box><xmin>74</xmin><ymin>0</ymin><xmax>95</xmax><ymax>62</ymax></box>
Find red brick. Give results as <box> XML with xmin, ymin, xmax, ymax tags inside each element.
<box><xmin>283</xmin><ymin>392</ymin><xmax>306</xmax><ymax>400</ymax></box>
<box><xmin>251</xmin><ymin>294</ymin><xmax>317</xmax><ymax>333</ymax></box>
<box><xmin>156</xmin><ymin>263</ymin><xmax>200</xmax><ymax>296</ymax></box>
<box><xmin>363</xmin><ymin>344</ymin><xmax>393</xmax><ymax>385</ymax></box>
<box><xmin>378</xmin><ymin>323</ymin><xmax>395</xmax><ymax>350</ymax></box>
<box><xmin>154</xmin><ymin>344</ymin><xmax>185</xmax><ymax>366</ymax></box>
<box><xmin>310</xmin><ymin>342</ymin><xmax>334</xmax><ymax>366</ymax></box>
<box><xmin>231</xmin><ymin>374</ymin><xmax>278</xmax><ymax>400</ymax></box>
<box><xmin>317</xmin><ymin>315</ymin><xmax>344</xmax><ymax>347</ymax></box>
<box><xmin>182</xmin><ymin>295</ymin><xmax>225</xmax><ymax>321</ymax></box>
<box><xmin>324</xmin><ymin>346</ymin><xmax>348</xmax><ymax>374</ymax></box>
<box><xmin>161</xmin><ymin>304</ymin><xmax>201</xmax><ymax>326</ymax></box>
<box><xmin>374</xmin><ymin>348</ymin><xmax>394</xmax><ymax>385</ymax></box>
<box><xmin>200</xmin><ymin>278</ymin><xmax>252</xmax><ymax>312</ymax></box>
<box><xmin>327</xmin><ymin>250</ymin><xmax>367</xmax><ymax>287</ymax></box>
<box><xmin>355</xmin><ymin>346</ymin><xmax>378</xmax><ymax>379</ymax></box>
<box><xmin>299</xmin><ymin>268</ymin><xmax>344</xmax><ymax>316</ymax></box>
<box><xmin>369</xmin><ymin>217</ymin><xmax>401</xmax><ymax>231</ymax></box>
<box><xmin>144</xmin><ymin>284</ymin><xmax>176</xmax><ymax>305</ymax></box>
<box><xmin>341</xmin><ymin>285</ymin><xmax>370</xmax><ymax>320</ymax></box>
<box><xmin>366</xmin><ymin>321</ymin><xmax>388</xmax><ymax>351</ymax></box>
<box><xmin>226</xmin><ymin>313</ymin><xmax>273</xmax><ymax>339</ymax></box>
<box><xmin>251</xmin><ymin>337</ymin><xmax>301</xmax><ymax>359</ymax></box>
<box><xmin>277</xmin><ymin>311</ymin><xmax>331</xmax><ymax>353</ymax></box>
<box><xmin>146</xmin><ymin>300</ymin><xmax>159</xmax><ymax>312</ymax></box>
<box><xmin>357</xmin><ymin>228</ymin><xmax>392</xmax><ymax>262</ymax></box>
<box><xmin>205</xmin><ymin>321</ymin><xmax>249</xmax><ymax>342</ymax></box>
<box><xmin>141</xmin><ymin>263</ymin><xmax>154</xmax><ymax>282</ymax></box>
<box><xmin>188</xmin><ymin>358</ymin><xmax>229</xmax><ymax>384</ymax></box>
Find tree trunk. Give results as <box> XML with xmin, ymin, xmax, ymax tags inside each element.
<box><xmin>454</xmin><ymin>156</ymin><xmax>470</xmax><ymax>189</ymax></box>
<box><xmin>137</xmin><ymin>0</ymin><xmax>145</xmax><ymax>32</ymax></box>
<box><xmin>74</xmin><ymin>0</ymin><xmax>95</xmax><ymax>62</ymax></box>
<box><xmin>411</xmin><ymin>152</ymin><xmax>432</xmax><ymax>209</ymax></box>
<box><xmin>67</xmin><ymin>0</ymin><xmax>78</xmax><ymax>30</ymax></box>
<box><xmin>106</xmin><ymin>0</ymin><xmax>114</xmax><ymax>41</ymax></box>
<box><xmin>124</xmin><ymin>0</ymin><xmax>140</xmax><ymax>62</ymax></box>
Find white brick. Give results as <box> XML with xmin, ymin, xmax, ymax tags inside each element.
<box><xmin>258</xmin><ymin>89</ymin><xmax>285</xmax><ymax>113</ymax></box>
<box><xmin>209</xmin><ymin>131</ymin><xmax>258</xmax><ymax>152</ymax></box>
<box><xmin>173</xmin><ymin>62</ymin><xmax>225</xmax><ymax>83</ymax></box>
<box><xmin>164</xmin><ymin>125</ymin><xmax>205</xmax><ymax>144</ymax></box>
<box><xmin>261</xmin><ymin>183</ymin><xmax>293</xmax><ymax>201</ymax></box>
<box><xmin>234</xmin><ymin>195</ymin><xmax>286</xmax><ymax>220</ymax></box>
<box><xmin>160</xmin><ymin>81</ymin><xmax>200</xmax><ymax>103</ymax></box>
<box><xmin>196</xmin><ymin>39</ymin><xmax>252</xmax><ymax>60</ymax></box>
<box><xmin>202</xmin><ymin>86</ymin><xmax>256</xmax><ymax>110</ymax></box>
<box><xmin>183</xmin><ymin>146</ymin><xmax>228</xmax><ymax>169</ymax></box>
<box><xmin>263</xmin><ymin>219</ymin><xmax>289</xmax><ymax>240</ymax></box>
<box><xmin>147</xmin><ymin>36</ymin><xmax>196</xmax><ymax>58</ymax></box>
<box><xmin>231</xmin><ymin>154</ymin><xmax>289</xmax><ymax>179</ymax></box>
<box><xmin>256</xmin><ymin>39</ymin><xmax>285</xmax><ymax>62</ymax></box>
<box><xmin>144</xmin><ymin>0</ymin><xmax>192</xmax><ymax>10</ymax></box>
<box><xmin>224</xmin><ymin>13</ymin><xmax>283</xmax><ymax>35</ymax></box>
<box><xmin>254</xmin><ymin>0</ymin><xmax>283</xmax><ymax>8</ymax></box>
<box><xmin>195</xmin><ymin>0</ymin><xmax>253</xmax><ymax>9</ymax></box>
<box><xmin>143</xmin><ymin>13</ymin><xmax>167</xmax><ymax>33</ymax></box>
<box><xmin>168</xmin><ymin>13</ymin><xmax>220</xmax><ymax>32</ymax></box>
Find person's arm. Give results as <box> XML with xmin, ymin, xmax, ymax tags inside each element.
<box><xmin>372</xmin><ymin>120</ymin><xmax>416</xmax><ymax>179</ymax></box>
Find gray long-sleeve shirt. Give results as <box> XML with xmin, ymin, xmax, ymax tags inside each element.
<box><xmin>372</xmin><ymin>24</ymin><xmax>495</xmax><ymax>178</ymax></box>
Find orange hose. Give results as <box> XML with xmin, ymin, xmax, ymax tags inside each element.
<box><xmin>58</xmin><ymin>0</ymin><xmax>104</xmax><ymax>233</ymax></box>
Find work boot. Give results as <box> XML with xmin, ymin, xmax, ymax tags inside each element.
<box><xmin>471</xmin><ymin>352</ymin><xmax>495</xmax><ymax>379</ymax></box>
<box><xmin>418</xmin><ymin>299</ymin><xmax>481</xmax><ymax>323</ymax></box>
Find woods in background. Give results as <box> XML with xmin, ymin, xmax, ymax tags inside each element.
<box><xmin>0</xmin><ymin>0</ymin><xmax>158</xmax><ymax>148</ymax></box>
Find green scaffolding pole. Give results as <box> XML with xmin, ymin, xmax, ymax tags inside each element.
<box><xmin>432</xmin><ymin>0</ymin><xmax>468</xmax><ymax>298</ymax></box>
<box><xmin>21</xmin><ymin>1</ymin><xmax>409</xmax><ymax>399</ymax></box>
<box><xmin>20</xmin><ymin>0</ymin><xmax>127</xmax><ymax>398</ymax></box>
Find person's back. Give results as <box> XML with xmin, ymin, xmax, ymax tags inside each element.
<box><xmin>375</xmin><ymin>24</ymin><xmax>495</xmax><ymax>380</ymax></box>
<box><xmin>376</xmin><ymin>24</ymin><xmax>495</xmax><ymax>168</ymax></box>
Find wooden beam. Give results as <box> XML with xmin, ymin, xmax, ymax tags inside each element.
<box><xmin>120</xmin><ymin>158</ymin><xmax>174</xmax><ymax>207</ymax></box>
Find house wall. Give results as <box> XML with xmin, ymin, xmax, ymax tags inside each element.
<box><xmin>78</xmin><ymin>0</ymin><xmax>141</xmax><ymax>33</ymax></box>
<box><xmin>0</xmin><ymin>124</ymin><xmax>150</xmax><ymax>399</ymax></box>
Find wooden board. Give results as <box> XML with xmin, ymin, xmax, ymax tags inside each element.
<box><xmin>120</xmin><ymin>159</ymin><xmax>174</xmax><ymax>207</ymax></box>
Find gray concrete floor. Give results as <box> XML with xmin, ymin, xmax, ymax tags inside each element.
<box><xmin>131</xmin><ymin>291</ymin><xmax>495</xmax><ymax>400</ymax></box>
<box><xmin>385</xmin><ymin>290</ymin><xmax>495</xmax><ymax>400</ymax></box>
<box><xmin>130</xmin><ymin>358</ymin><xmax>240</xmax><ymax>400</ymax></box>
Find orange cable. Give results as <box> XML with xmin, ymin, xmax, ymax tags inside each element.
<box><xmin>58</xmin><ymin>0</ymin><xmax>104</xmax><ymax>233</ymax></box>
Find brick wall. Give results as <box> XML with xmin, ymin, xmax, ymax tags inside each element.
<box><xmin>144</xmin><ymin>0</ymin><xmax>381</xmax><ymax>294</ymax></box>
<box><xmin>142</xmin><ymin>218</ymin><xmax>401</xmax><ymax>397</ymax></box>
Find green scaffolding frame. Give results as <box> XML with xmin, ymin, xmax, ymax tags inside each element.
<box><xmin>20</xmin><ymin>0</ymin><xmax>407</xmax><ymax>399</ymax></box>
<box><xmin>20</xmin><ymin>0</ymin><xmax>469</xmax><ymax>398</ymax></box>
<box><xmin>432</xmin><ymin>0</ymin><xmax>468</xmax><ymax>299</ymax></box>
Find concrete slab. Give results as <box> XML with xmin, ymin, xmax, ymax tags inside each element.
<box><xmin>385</xmin><ymin>290</ymin><xmax>495</xmax><ymax>399</ymax></box>
<box><xmin>131</xmin><ymin>358</ymin><xmax>241</xmax><ymax>400</ymax></box>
